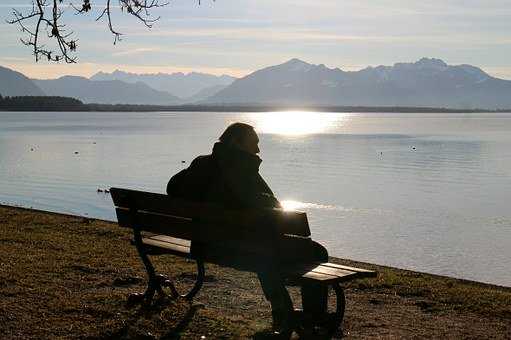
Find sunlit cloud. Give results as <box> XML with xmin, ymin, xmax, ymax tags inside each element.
<box><xmin>481</xmin><ymin>66</ymin><xmax>511</xmax><ymax>80</ymax></box>
<box><xmin>111</xmin><ymin>47</ymin><xmax>164</xmax><ymax>57</ymax></box>
<box><xmin>0</xmin><ymin>61</ymin><xmax>248</xmax><ymax>79</ymax></box>
<box><xmin>127</xmin><ymin>27</ymin><xmax>511</xmax><ymax>48</ymax></box>
<box><xmin>130</xmin><ymin>27</ymin><xmax>412</xmax><ymax>43</ymax></box>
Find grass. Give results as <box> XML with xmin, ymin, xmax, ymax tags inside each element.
<box><xmin>343</xmin><ymin>265</ymin><xmax>511</xmax><ymax>319</ymax></box>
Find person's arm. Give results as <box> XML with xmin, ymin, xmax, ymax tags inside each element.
<box><xmin>221</xmin><ymin>171</ymin><xmax>281</xmax><ymax>209</ymax></box>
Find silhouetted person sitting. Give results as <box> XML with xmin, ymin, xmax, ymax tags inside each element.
<box><xmin>167</xmin><ymin>122</ymin><xmax>329</xmax><ymax>332</ymax></box>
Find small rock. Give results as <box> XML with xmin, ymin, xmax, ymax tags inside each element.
<box><xmin>74</xmin><ymin>151</ymin><xmax>79</xmax><ymax>154</ymax></box>
<box><xmin>113</xmin><ymin>276</ymin><xmax>143</xmax><ymax>287</ymax></box>
<box><xmin>369</xmin><ymin>298</ymin><xmax>383</xmax><ymax>305</ymax></box>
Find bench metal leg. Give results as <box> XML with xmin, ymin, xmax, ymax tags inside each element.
<box><xmin>132</xmin><ymin>228</ymin><xmax>164</xmax><ymax>306</ymax></box>
<box><xmin>163</xmin><ymin>259</ymin><xmax>205</xmax><ymax>301</ymax></box>
<box><xmin>331</xmin><ymin>283</ymin><xmax>346</xmax><ymax>332</ymax></box>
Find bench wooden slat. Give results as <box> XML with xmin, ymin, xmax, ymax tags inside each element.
<box><xmin>111</xmin><ymin>187</ymin><xmax>219</xmax><ymax>217</ymax></box>
<box><xmin>318</xmin><ymin>262</ymin><xmax>377</xmax><ymax>276</ymax></box>
<box><xmin>145</xmin><ymin>235</ymin><xmax>191</xmax><ymax>248</ymax></box>
<box><xmin>273</xmin><ymin>211</ymin><xmax>310</xmax><ymax>237</ymax></box>
<box><xmin>282</xmin><ymin>261</ymin><xmax>377</xmax><ymax>284</ymax></box>
<box><xmin>142</xmin><ymin>237</ymin><xmax>191</xmax><ymax>255</ymax></box>
<box><xmin>116</xmin><ymin>208</ymin><xmax>195</xmax><ymax>240</ymax></box>
<box><xmin>293</xmin><ymin>270</ymin><xmax>341</xmax><ymax>283</ymax></box>
<box><xmin>110</xmin><ymin>187</ymin><xmax>311</xmax><ymax>237</ymax></box>
<box><xmin>295</xmin><ymin>264</ymin><xmax>356</xmax><ymax>278</ymax></box>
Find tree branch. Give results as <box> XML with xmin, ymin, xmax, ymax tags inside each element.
<box><xmin>7</xmin><ymin>0</ymin><xmax>77</xmax><ymax>63</ymax></box>
<box><xmin>7</xmin><ymin>0</ymin><xmax>194</xmax><ymax>63</ymax></box>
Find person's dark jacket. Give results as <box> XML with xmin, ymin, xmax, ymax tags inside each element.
<box><xmin>167</xmin><ymin>141</ymin><xmax>329</xmax><ymax>267</ymax></box>
<box><xmin>166</xmin><ymin>142</ymin><xmax>281</xmax><ymax>209</ymax></box>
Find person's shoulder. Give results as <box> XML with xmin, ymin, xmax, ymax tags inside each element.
<box><xmin>189</xmin><ymin>154</ymin><xmax>216</xmax><ymax>169</ymax></box>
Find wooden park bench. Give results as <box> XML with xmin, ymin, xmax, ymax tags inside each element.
<box><xmin>110</xmin><ymin>187</ymin><xmax>376</xmax><ymax>335</ymax></box>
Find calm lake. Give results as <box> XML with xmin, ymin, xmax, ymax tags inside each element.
<box><xmin>1</xmin><ymin>111</ymin><xmax>510</xmax><ymax>286</ymax></box>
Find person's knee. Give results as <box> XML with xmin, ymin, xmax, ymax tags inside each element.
<box><xmin>311</xmin><ymin>241</ymin><xmax>329</xmax><ymax>262</ymax></box>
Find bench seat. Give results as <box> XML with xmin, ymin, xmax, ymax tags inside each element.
<box><xmin>141</xmin><ymin>234</ymin><xmax>375</xmax><ymax>285</ymax></box>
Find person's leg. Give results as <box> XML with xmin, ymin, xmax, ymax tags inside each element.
<box><xmin>301</xmin><ymin>283</ymin><xmax>328</xmax><ymax>315</ymax></box>
<box><xmin>257</xmin><ymin>271</ymin><xmax>293</xmax><ymax>330</ymax></box>
<box><xmin>311</xmin><ymin>240</ymin><xmax>329</xmax><ymax>262</ymax></box>
<box><xmin>301</xmin><ymin>241</ymin><xmax>329</xmax><ymax>322</ymax></box>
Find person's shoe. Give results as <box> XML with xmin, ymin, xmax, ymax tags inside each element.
<box><xmin>272</xmin><ymin>308</ymin><xmax>295</xmax><ymax>334</ymax></box>
<box><xmin>312</xmin><ymin>313</ymin><xmax>337</xmax><ymax>337</ymax></box>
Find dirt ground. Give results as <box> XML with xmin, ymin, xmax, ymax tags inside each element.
<box><xmin>0</xmin><ymin>205</ymin><xmax>510</xmax><ymax>339</ymax></box>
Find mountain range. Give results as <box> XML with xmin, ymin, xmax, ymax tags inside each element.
<box><xmin>33</xmin><ymin>76</ymin><xmax>182</xmax><ymax>105</ymax></box>
<box><xmin>90</xmin><ymin>70</ymin><xmax>235</xmax><ymax>99</ymax></box>
<box><xmin>204</xmin><ymin>58</ymin><xmax>511</xmax><ymax>109</ymax></box>
<box><xmin>0</xmin><ymin>66</ymin><xmax>45</xmax><ymax>97</ymax></box>
<box><xmin>1</xmin><ymin>58</ymin><xmax>511</xmax><ymax>109</ymax></box>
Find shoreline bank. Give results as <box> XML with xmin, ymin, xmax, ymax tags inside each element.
<box><xmin>1</xmin><ymin>204</ymin><xmax>510</xmax><ymax>338</ymax></box>
<box><xmin>2</xmin><ymin>203</ymin><xmax>509</xmax><ymax>290</ymax></box>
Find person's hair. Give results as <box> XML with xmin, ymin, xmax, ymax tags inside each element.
<box><xmin>219</xmin><ymin>122</ymin><xmax>255</xmax><ymax>145</ymax></box>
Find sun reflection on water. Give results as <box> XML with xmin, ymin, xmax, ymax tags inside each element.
<box><xmin>251</xmin><ymin>111</ymin><xmax>350</xmax><ymax>136</ymax></box>
<box><xmin>281</xmin><ymin>199</ymin><xmax>351</xmax><ymax>212</ymax></box>
<box><xmin>280</xmin><ymin>200</ymin><xmax>308</xmax><ymax>211</ymax></box>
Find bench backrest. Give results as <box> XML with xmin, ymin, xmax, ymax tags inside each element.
<box><xmin>110</xmin><ymin>187</ymin><xmax>314</xmax><ymax>270</ymax></box>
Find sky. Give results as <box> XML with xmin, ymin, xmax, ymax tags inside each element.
<box><xmin>1</xmin><ymin>0</ymin><xmax>511</xmax><ymax>79</ymax></box>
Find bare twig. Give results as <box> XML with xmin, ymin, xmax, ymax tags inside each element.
<box><xmin>7</xmin><ymin>0</ymin><xmax>77</xmax><ymax>63</ymax></box>
<box><xmin>8</xmin><ymin>1</ymin><xmax>212</xmax><ymax>63</ymax></box>
<box><xmin>94</xmin><ymin>0</ymin><xmax>168</xmax><ymax>45</ymax></box>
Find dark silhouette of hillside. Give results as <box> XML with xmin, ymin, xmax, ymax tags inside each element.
<box><xmin>0</xmin><ymin>95</ymin><xmax>85</xmax><ymax>111</ymax></box>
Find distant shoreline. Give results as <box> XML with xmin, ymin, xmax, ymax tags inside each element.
<box><xmin>1</xmin><ymin>96</ymin><xmax>511</xmax><ymax>113</ymax></box>
<box><xmin>3</xmin><ymin>104</ymin><xmax>511</xmax><ymax>113</ymax></box>
<box><xmin>86</xmin><ymin>104</ymin><xmax>509</xmax><ymax>113</ymax></box>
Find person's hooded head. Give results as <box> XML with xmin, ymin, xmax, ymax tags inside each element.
<box><xmin>219</xmin><ymin>122</ymin><xmax>260</xmax><ymax>155</ymax></box>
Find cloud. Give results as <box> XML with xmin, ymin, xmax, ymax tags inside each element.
<box><xmin>126</xmin><ymin>26</ymin><xmax>511</xmax><ymax>48</ymax></box>
<box><xmin>2</xmin><ymin>61</ymin><xmax>249</xmax><ymax>79</ymax></box>
<box><xmin>481</xmin><ymin>66</ymin><xmax>511</xmax><ymax>80</ymax></box>
<box><xmin>111</xmin><ymin>47</ymin><xmax>163</xmax><ymax>57</ymax></box>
